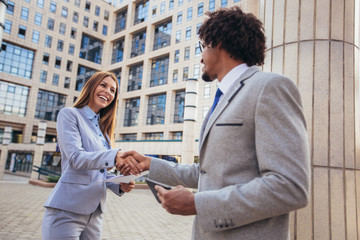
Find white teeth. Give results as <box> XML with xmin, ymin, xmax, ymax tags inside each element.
<box><xmin>99</xmin><ymin>96</ymin><xmax>107</xmax><ymax>101</ymax></box>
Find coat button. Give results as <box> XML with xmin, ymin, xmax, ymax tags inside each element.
<box><xmin>200</xmin><ymin>169</ymin><xmax>206</xmax><ymax>174</ymax></box>
<box><xmin>100</xmin><ymin>169</ymin><xmax>104</xmax><ymax>173</ymax></box>
<box><xmin>105</xmin><ymin>162</ymin><xmax>108</xmax><ymax>166</ymax></box>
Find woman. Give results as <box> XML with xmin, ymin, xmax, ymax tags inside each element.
<box><xmin>42</xmin><ymin>72</ymin><xmax>141</xmax><ymax>240</ymax></box>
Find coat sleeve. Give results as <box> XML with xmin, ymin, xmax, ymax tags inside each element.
<box><xmin>57</xmin><ymin>108</ymin><xmax>119</xmax><ymax>170</ymax></box>
<box><xmin>194</xmin><ymin>77</ymin><xmax>311</xmax><ymax>232</ymax></box>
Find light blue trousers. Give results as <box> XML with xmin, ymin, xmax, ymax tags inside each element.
<box><xmin>41</xmin><ymin>206</ymin><xmax>103</xmax><ymax>240</ymax></box>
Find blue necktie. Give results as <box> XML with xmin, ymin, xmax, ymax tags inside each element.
<box><xmin>210</xmin><ymin>88</ymin><xmax>223</xmax><ymax>115</ymax></box>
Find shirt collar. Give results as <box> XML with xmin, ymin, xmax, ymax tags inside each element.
<box><xmin>84</xmin><ymin>105</ymin><xmax>99</xmax><ymax>120</ymax></box>
<box><xmin>218</xmin><ymin>63</ymin><xmax>249</xmax><ymax>96</ymax></box>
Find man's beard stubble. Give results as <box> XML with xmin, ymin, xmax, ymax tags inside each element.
<box><xmin>202</xmin><ymin>72</ymin><xmax>213</xmax><ymax>82</ymax></box>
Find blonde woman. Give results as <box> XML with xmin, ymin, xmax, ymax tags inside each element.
<box><xmin>42</xmin><ymin>72</ymin><xmax>141</xmax><ymax>240</ymax></box>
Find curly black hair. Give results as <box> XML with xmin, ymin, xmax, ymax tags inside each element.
<box><xmin>198</xmin><ymin>6</ymin><xmax>266</xmax><ymax>66</ymax></box>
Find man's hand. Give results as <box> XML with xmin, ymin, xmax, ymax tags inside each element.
<box><xmin>120</xmin><ymin>181</ymin><xmax>135</xmax><ymax>192</ymax></box>
<box><xmin>155</xmin><ymin>185</ymin><xmax>197</xmax><ymax>216</ymax></box>
<box><xmin>115</xmin><ymin>151</ymin><xmax>142</xmax><ymax>175</ymax></box>
<box><xmin>117</xmin><ymin>151</ymin><xmax>151</xmax><ymax>175</ymax></box>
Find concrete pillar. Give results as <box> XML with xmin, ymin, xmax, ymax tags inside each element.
<box><xmin>36</xmin><ymin>121</ymin><xmax>47</xmax><ymax>145</ymax></box>
<box><xmin>0</xmin><ymin>145</ymin><xmax>8</xmax><ymax>180</ymax></box>
<box><xmin>181</xmin><ymin>78</ymin><xmax>198</xmax><ymax>164</ymax></box>
<box><xmin>3</xmin><ymin>126</ymin><xmax>12</xmax><ymax>145</ymax></box>
<box><xmin>30</xmin><ymin>145</ymin><xmax>44</xmax><ymax>180</ymax></box>
<box><xmin>259</xmin><ymin>0</ymin><xmax>360</xmax><ymax>239</ymax></box>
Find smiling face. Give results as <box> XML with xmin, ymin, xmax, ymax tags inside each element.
<box><xmin>200</xmin><ymin>43</ymin><xmax>221</xmax><ymax>82</ymax></box>
<box><xmin>88</xmin><ymin>76</ymin><xmax>117</xmax><ymax>114</ymax></box>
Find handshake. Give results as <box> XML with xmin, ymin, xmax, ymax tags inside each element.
<box><xmin>114</xmin><ymin>150</ymin><xmax>151</xmax><ymax>176</ymax></box>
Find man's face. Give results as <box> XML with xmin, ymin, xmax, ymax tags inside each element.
<box><xmin>200</xmin><ymin>41</ymin><xmax>220</xmax><ymax>82</ymax></box>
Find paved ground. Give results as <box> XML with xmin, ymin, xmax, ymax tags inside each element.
<box><xmin>0</xmin><ymin>174</ymin><xmax>194</xmax><ymax>240</ymax></box>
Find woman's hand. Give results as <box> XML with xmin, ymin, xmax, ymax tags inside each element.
<box><xmin>120</xmin><ymin>181</ymin><xmax>135</xmax><ymax>193</ymax></box>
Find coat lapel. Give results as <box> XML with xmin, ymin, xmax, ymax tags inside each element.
<box><xmin>199</xmin><ymin>66</ymin><xmax>259</xmax><ymax>152</ymax></box>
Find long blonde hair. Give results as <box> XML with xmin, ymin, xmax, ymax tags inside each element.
<box><xmin>73</xmin><ymin>71</ymin><xmax>119</xmax><ymax>146</ymax></box>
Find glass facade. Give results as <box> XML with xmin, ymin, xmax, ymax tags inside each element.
<box><xmin>134</xmin><ymin>1</ymin><xmax>149</xmax><ymax>25</ymax></box>
<box><xmin>115</xmin><ymin>9</ymin><xmax>127</xmax><ymax>33</ymax></box>
<box><xmin>174</xmin><ymin>90</ymin><xmax>185</xmax><ymax>123</ymax></box>
<box><xmin>150</xmin><ymin>56</ymin><xmax>169</xmax><ymax>87</ymax></box>
<box><xmin>128</xmin><ymin>64</ymin><xmax>143</xmax><ymax>91</ymax></box>
<box><xmin>124</xmin><ymin>98</ymin><xmax>140</xmax><ymax>127</ymax></box>
<box><xmin>147</xmin><ymin>94</ymin><xmax>166</xmax><ymax>125</ymax></box>
<box><xmin>131</xmin><ymin>30</ymin><xmax>146</xmax><ymax>58</ymax></box>
<box><xmin>35</xmin><ymin>90</ymin><xmax>66</xmax><ymax>121</ymax></box>
<box><xmin>111</xmin><ymin>38</ymin><xmax>124</xmax><ymax>64</ymax></box>
<box><xmin>80</xmin><ymin>34</ymin><xmax>103</xmax><ymax>64</ymax></box>
<box><xmin>5</xmin><ymin>151</ymin><xmax>34</xmax><ymax>173</ymax></box>
<box><xmin>0</xmin><ymin>81</ymin><xmax>29</xmax><ymax>117</ymax></box>
<box><xmin>0</xmin><ymin>42</ymin><xmax>34</xmax><ymax>79</ymax></box>
<box><xmin>76</xmin><ymin>65</ymin><xmax>97</xmax><ymax>91</ymax></box>
<box><xmin>153</xmin><ymin>20</ymin><xmax>172</xmax><ymax>50</ymax></box>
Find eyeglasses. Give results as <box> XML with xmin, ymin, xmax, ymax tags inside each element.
<box><xmin>199</xmin><ymin>40</ymin><xmax>205</xmax><ymax>53</ymax></box>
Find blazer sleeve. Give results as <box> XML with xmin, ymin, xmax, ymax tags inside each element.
<box><xmin>57</xmin><ymin>108</ymin><xmax>119</xmax><ymax>170</ymax></box>
<box><xmin>194</xmin><ymin>77</ymin><xmax>311</xmax><ymax>232</ymax></box>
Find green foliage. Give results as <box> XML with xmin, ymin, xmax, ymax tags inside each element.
<box><xmin>47</xmin><ymin>175</ymin><xmax>60</xmax><ymax>183</ymax></box>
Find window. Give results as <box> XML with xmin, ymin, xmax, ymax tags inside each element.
<box><xmin>194</xmin><ymin>64</ymin><xmax>200</xmax><ymax>78</ymax></box>
<box><xmin>174</xmin><ymin>49</ymin><xmax>179</xmax><ymax>63</ymax></box>
<box><xmin>221</xmin><ymin>0</ymin><xmax>228</xmax><ymax>7</ymax></box>
<box><xmin>45</xmin><ymin>35</ymin><xmax>52</xmax><ymax>48</ymax></box>
<box><xmin>76</xmin><ymin>65</ymin><xmax>97</xmax><ymax>91</ymax></box>
<box><xmin>169</xmin><ymin>0</ymin><xmax>174</xmax><ymax>10</ymax></box>
<box><xmin>195</xmin><ymin>43</ymin><xmax>201</xmax><ymax>57</ymax></box>
<box><xmin>111</xmin><ymin>38</ymin><xmax>124</xmax><ymax>64</ymax></box>
<box><xmin>102</xmin><ymin>25</ymin><xmax>108</xmax><ymax>35</ymax></box>
<box><xmin>209</xmin><ymin>0</ymin><xmax>215</xmax><ymax>12</ymax></box>
<box><xmin>131</xmin><ymin>30</ymin><xmax>146</xmax><ymax>57</ymax></box>
<box><xmin>196</xmin><ymin>23</ymin><xmax>202</xmax><ymax>35</ymax></box>
<box><xmin>0</xmin><ymin>80</ymin><xmax>29</xmax><ymax>117</ymax></box>
<box><xmin>35</xmin><ymin>90</ymin><xmax>66</xmax><ymax>121</ymax></box>
<box><xmin>160</xmin><ymin>2</ymin><xmax>165</xmax><ymax>14</ymax></box>
<box><xmin>18</xmin><ymin>26</ymin><xmax>27</xmax><ymax>39</ymax></box>
<box><xmin>7</xmin><ymin>1</ymin><xmax>15</xmax><ymax>15</ymax></box>
<box><xmin>79</xmin><ymin>34</ymin><xmax>103</xmax><ymax>64</ymax></box>
<box><xmin>177</xmin><ymin>11</ymin><xmax>182</xmax><ymax>24</ymax></box>
<box><xmin>146</xmin><ymin>94</ymin><xmax>166</xmax><ymax>125</ymax></box>
<box><xmin>52</xmin><ymin>73</ymin><xmax>59</xmax><ymax>86</ymax></box>
<box><xmin>70</xmin><ymin>27</ymin><xmax>77</xmax><ymax>39</ymax></box>
<box><xmin>75</xmin><ymin>0</ymin><xmax>80</xmax><ymax>7</ymax></box>
<box><xmin>40</xmin><ymin>70</ymin><xmax>47</xmax><ymax>83</ymax></box>
<box><xmin>152</xmin><ymin>5</ymin><xmax>157</xmax><ymax>18</ymax></box>
<box><xmin>49</xmin><ymin>1</ymin><xmax>57</xmax><ymax>13</ymax></box>
<box><xmin>47</xmin><ymin>18</ymin><xmax>54</xmax><ymax>30</ymax></box>
<box><xmin>42</xmin><ymin>53</ymin><xmax>49</xmax><ymax>64</ymax></box>
<box><xmin>153</xmin><ymin>20</ymin><xmax>172</xmax><ymax>50</ymax></box>
<box><xmin>64</xmin><ymin>77</ymin><xmax>70</xmax><ymax>89</ymax></box>
<box><xmin>104</xmin><ymin>10</ymin><xmax>109</xmax><ymax>21</ymax></box>
<box><xmin>144</xmin><ymin>132</ymin><xmax>163</xmax><ymax>140</ymax></box>
<box><xmin>111</xmin><ymin>68</ymin><xmax>121</xmax><ymax>89</ymax></box>
<box><xmin>171</xmin><ymin>132</ymin><xmax>183</xmax><ymax>140</ymax></box>
<box><xmin>83</xmin><ymin>16</ymin><xmax>89</xmax><ymax>27</ymax></box>
<box><xmin>127</xmin><ymin>64</ymin><xmax>143</xmax><ymax>91</ymax></box>
<box><xmin>184</xmin><ymin>47</ymin><xmax>190</xmax><ymax>60</ymax></box>
<box><xmin>198</xmin><ymin>3</ymin><xmax>204</xmax><ymax>16</ymax></box>
<box><xmin>32</xmin><ymin>31</ymin><xmax>40</xmax><ymax>43</ymax></box>
<box><xmin>68</xmin><ymin>44</ymin><xmax>75</xmax><ymax>55</ymax></box>
<box><xmin>183</xmin><ymin>66</ymin><xmax>189</xmax><ymax>81</ymax></box>
<box><xmin>35</xmin><ymin>12</ymin><xmax>42</xmax><ymax>25</ymax></box>
<box><xmin>122</xmin><ymin>134</ymin><xmax>137</xmax><ymax>141</ymax></box>
<box><xmin>57</xmin><ymin>40</ymin><xmax>64</xmax><ymax>52</ymax></box>
<box><xmin>55</xmin><ymin>57</ymin><xmax>61</xmax><ymax>69</ymax></box>
<box><xmin>66</xmin><ymin>60</ymin><xmax>73</xmax><ymax>71</ymax></box>
<box><xmin>173</xmin><ymin>69</ymin><xmax>178</xmax><ymax>82</ymax></box>
<box><xmin>62</xmin><ymin>7</ymin><xmax>68</xmax><ymax>18</ymax></box>
<box><xmin>150</xmin><ymin>56</ymin><xmax>169</xmax><ymax>87</ymax></box>
<box><xmin>115</xmin><ymin>9</ymin><xmax>127</xmax><ymax>33</ymax></box>
<box><xmin>59</xmin><ymin>23</ymin><xmax>66</xmax><ymax>35</ymax></box>
<box><xmin>176</xmin><ymin>30</ymin><xmax>181</xmax><ymax>43</ymax></box>
<box><xmin>85</xmin><ymin>1</ymin><xmax>91</xmax><ymax>11</ymax></box>
<box><xmin>179</xmin><ymin>0</ymin><xmax>183</xmax><ymax>6</ymax></box>
<box><xmin>4</xmin><ymin>20</ymin><xmax>12</xmax><ymax>34</ymax></box>
<box><xmin>73</xmin><ymin>12</ymin><xmax>79</xmax><ymax>23</ymax></box>
<box><xmin>95</xmin><ymin>6</ymin><xmax>100</xmax><ymax>16</ymax></box>
<box><xmin>21</xmin><ymin>7</ymin><xmax>29</xmax><ymax>20</ymax></box>
<box><xmin>93</xmin><ymin>21</ymin><xmax>99</xmax><ymax>31</ymax></box>
<box><xmin>174</xmin><ymin>90</ymin><xmax>185</xmax><ymax>123</ymax></box>
<box><xmin>187</xmin><ymin>7</ymin><xmax>193</xmax><ymax>21</ymax></box>
<box><xmin>134</xmin><ymin>0</ymin><xmax>149</xmax><ymax>25</ymax></box>
<box><xmin>37</xmin><ymin>0</ymin><xmax>44</xmax><ymax>8</ymax></box>
<box><xmin>185</xmin><ymin>27</ymin><xmax>191</xmax><ymax>40</ymax></box>
<box><xmin>204</xmin><ymin>84</ymin><xmax>210</xmax><ymax>98</ymax></box>
<box><xmin>123</xmin><ymin>98</ymin><xmax>140</xmax><ymax>127</ymax></box>
<box><xmin>0</xmin><ymin>42</ymin><xmax>34</xmax><ymax>79</ymax></box>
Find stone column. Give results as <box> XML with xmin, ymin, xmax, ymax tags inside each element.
<box><xmin>181</xmin><ymin>78</ymin><xmax>199</xmax><ymax>164</ymax></box>
<box><xmin>259</xmin><ymin>0</ymin><xmax>360</xmax><ymax>239</ymax></box>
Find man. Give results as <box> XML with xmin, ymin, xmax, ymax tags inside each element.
<box><xmin>120</xmin><ymin>6</ymin><xmax>310</xmax><ymax>240</ymax></box>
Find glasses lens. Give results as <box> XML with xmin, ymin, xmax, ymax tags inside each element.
<box><xmin>199</xmin><ymin>41</ymin><xmax>203</xmax><ymax>52</ymax></box>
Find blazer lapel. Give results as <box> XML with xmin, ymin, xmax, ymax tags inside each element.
<box><xmin>199</xmin><ymin>66</ymin><xmax>259</xmax><ymax>152</ymax></box>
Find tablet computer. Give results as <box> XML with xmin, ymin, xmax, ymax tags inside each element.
<box><xmin>145</xmin><ymin>178</ymin><xmax>172</xmax><ymax>203</ymax></box>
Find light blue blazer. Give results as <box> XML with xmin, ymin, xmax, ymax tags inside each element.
<box><xmin>44</xmin><ymin>107</ymin><xmax>121</xmax><ymax>215</ymax></box>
